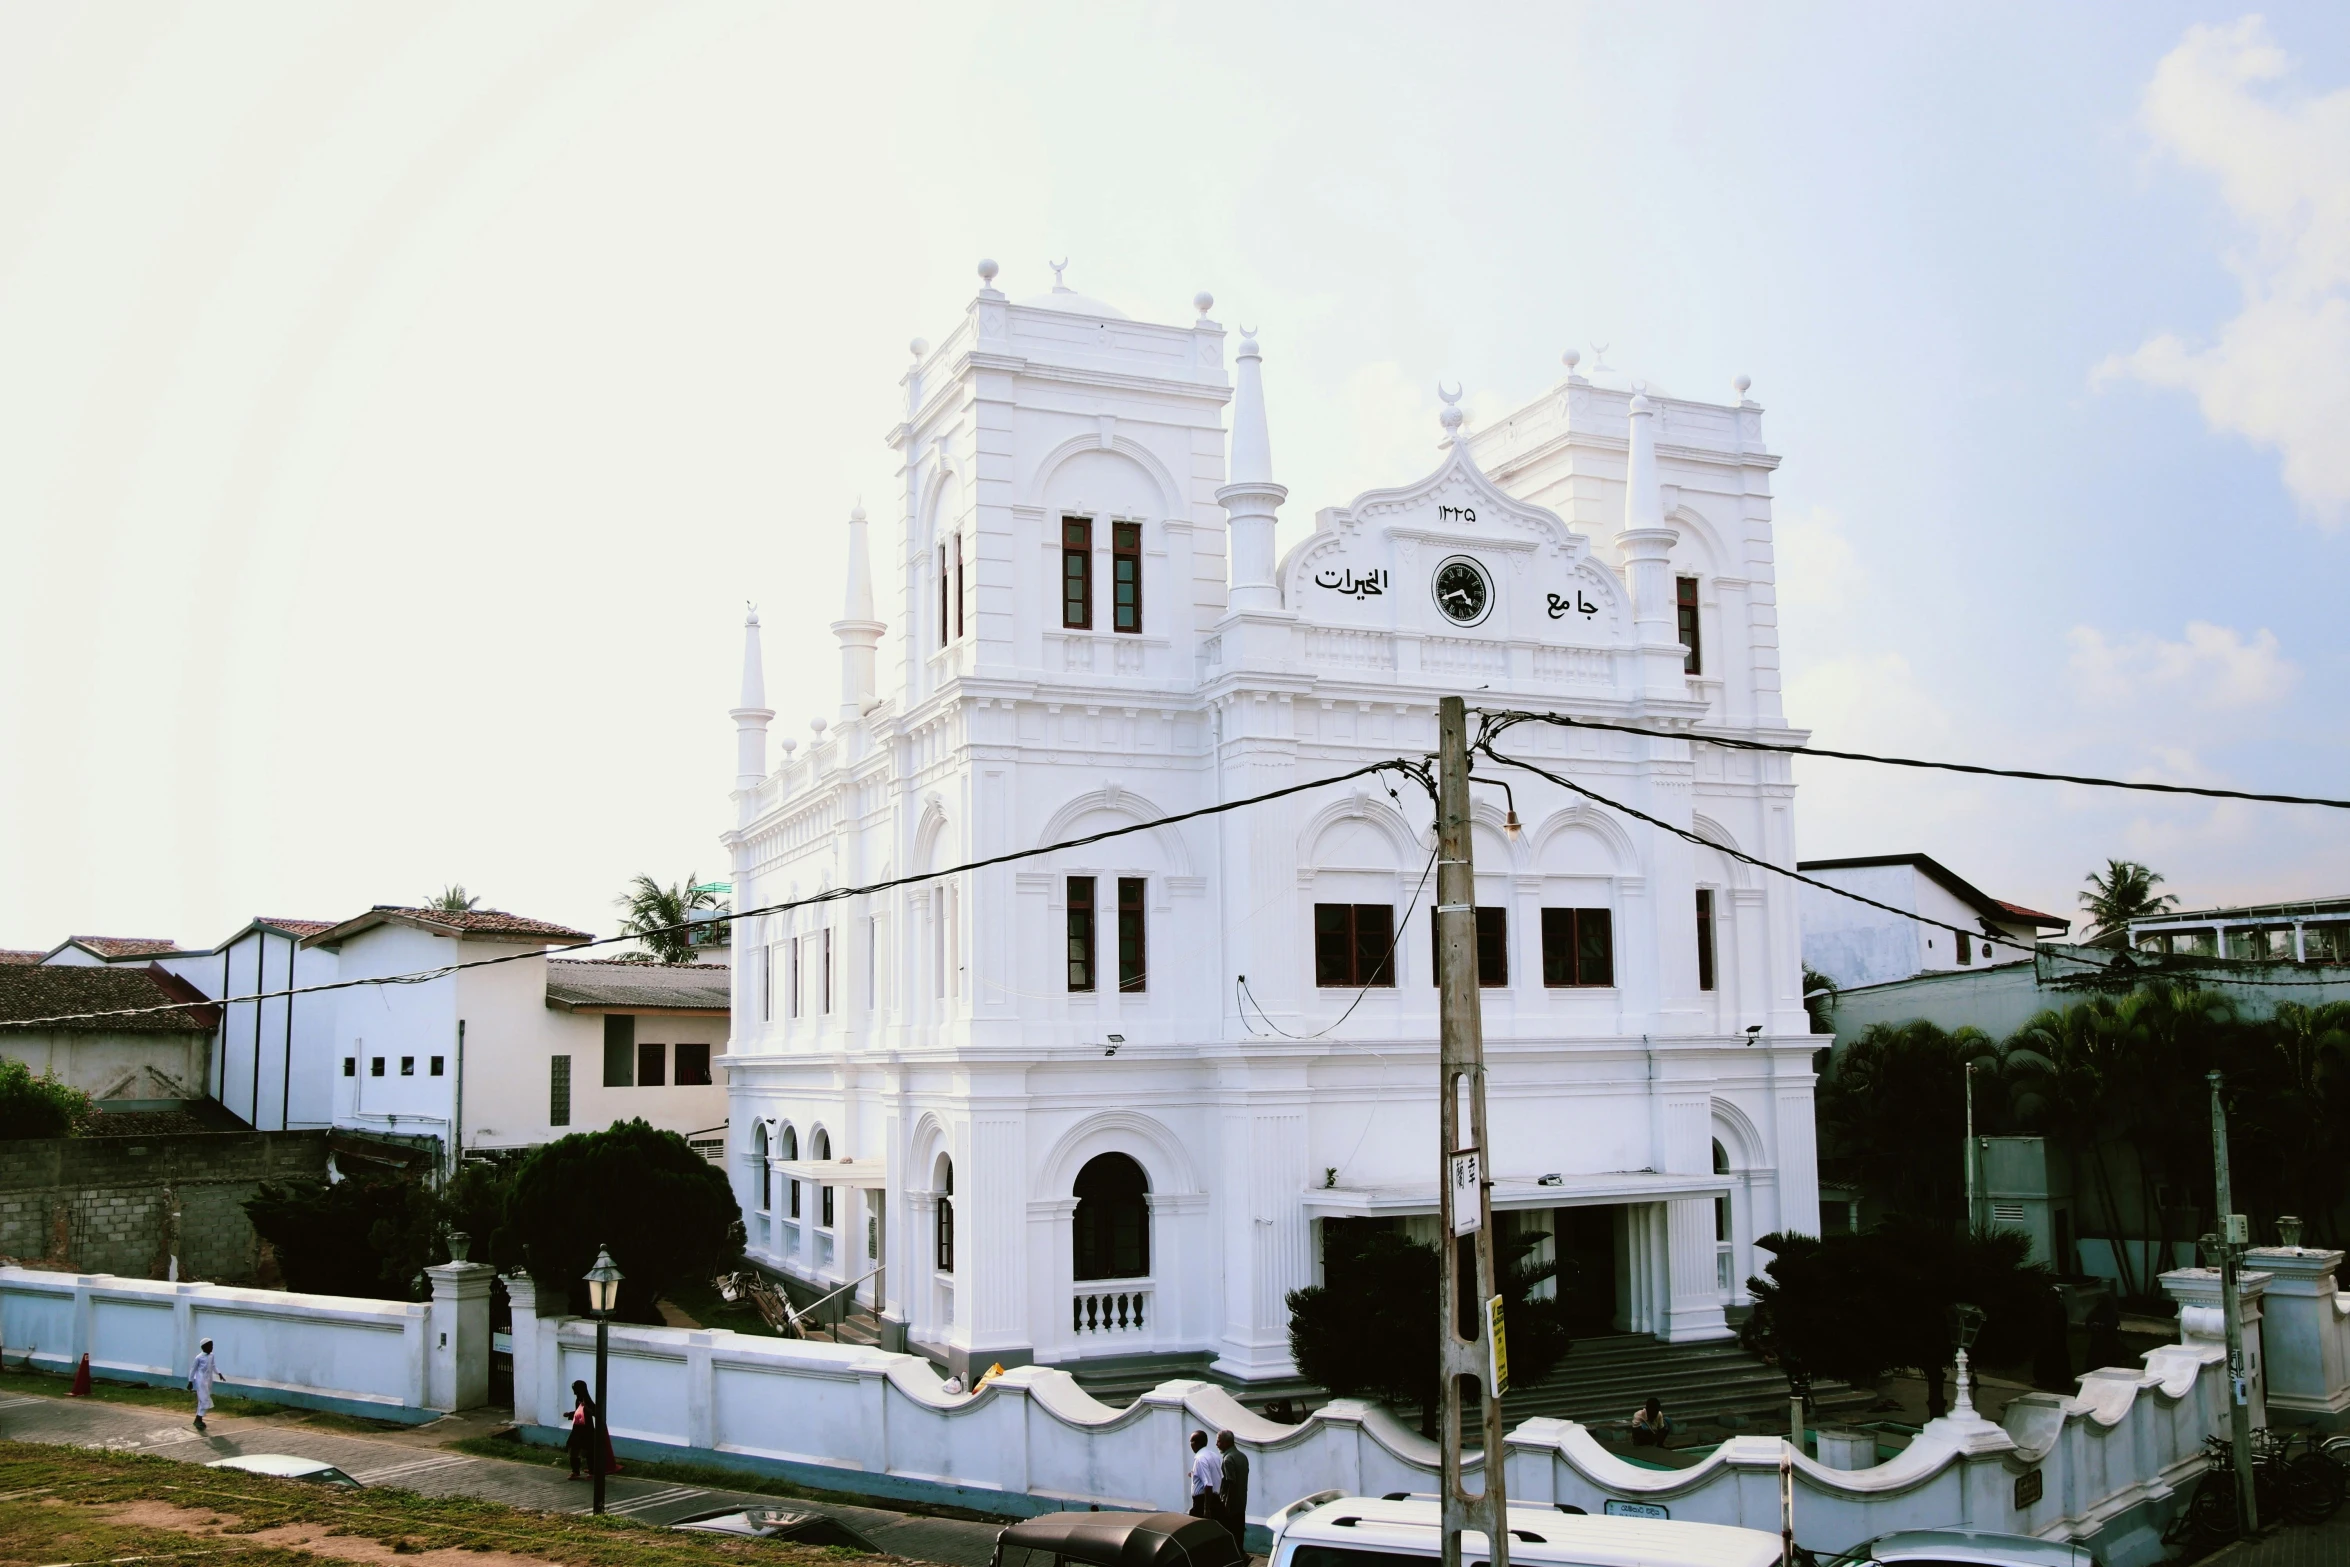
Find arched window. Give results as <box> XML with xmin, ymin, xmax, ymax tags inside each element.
<box><xmin>1072</xmin><ymin>1152</ymin><xmax>1150</xmax><ymax>1281</ymax></box>
<box><xmin>813</xmin><ymin>1128</ymin><xmax>834</xmax><ymax>1228</ymax></box>
<box><xmin>752</xmin><ymin>1124</ymin><xmax>770</xmax><ymax>1213</ymax></box>
<box><xmin>781</xmin><ymin>1124</ymin><xmax>800</xmax><ymax>1218</ymax></box>
<box><xmin>1713</xmin><ymin>1138</ymin><xmax>1731</xmax><ymax>1242</ymax></box>
<box><xmin>936</xmin><ymin>1156</ymin><xmax>955</xmax><ymax>1275</ymax></box>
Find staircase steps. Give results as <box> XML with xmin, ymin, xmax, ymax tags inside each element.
<box><xmin>1501</xmin><ymin>1333</ymin><xmax>1873</xmax><ymax>1428</ymax></box>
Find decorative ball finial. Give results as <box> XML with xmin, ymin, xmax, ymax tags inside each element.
<box><xmin>1437</xmin><ymin>381</ymin><xmax>1464</xmax><ymax>433</ymax></box>
<box><xmin>1734</xmin><ymin>374</ymin><xmax>1752</xmax><ymax>397</ymax></box>
<box><xmin>850</xmin><ymin>501</ymin><xmax>866</xmax><ymax>523</ymax></box>
<box><xmin>811</xmin><ymin>717</ymin><xmax>829</xmax><ymax>736</ymax></box>
<box><xmin>909</xmin><ymin>337</ymin><xmax>929</xmax><ymax>359</ymax></box>
<box><xmin>780</xmin><ymin>737</ymin><xmax>798</xmax><ymax>757</ymax></box>
<box><xmin>1194</xmin><ymin>291</ymin><xmax>1214</xmax><ymax>318</ymax></box>
<box><xmin>1049</xmin><ymin>257</ymin><xmax>1069</xmax><ymax>290</ymax></box>
<box><xmin>976</xmin><ymin>258</ymin><xmax>998</xmax><ymax>285</ymax></box>
<box><xmin>1562</xmin><ymin>348</ymin><xmax>1581</xmax><ymax>372</ymax></box>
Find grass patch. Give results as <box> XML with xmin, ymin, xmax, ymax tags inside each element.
<box><xmin>0</xmin><ymin>1439</ymin><xmax>895</xmax><ymax>1567</ymax></box>
<box><xmin>0</xmin><ymin>1366</ymin><xmax>411</xmax><ymax>1433</ymax></box>
<box><xmin>656</xmin><ymin>1278</ymin><xmax>783</xmax><ymax>1340</ymax></box>
<box><xmin>450</xmin><ymin>1433</ymin><xmax>1017</xmax><ymax>1526</ymax></box>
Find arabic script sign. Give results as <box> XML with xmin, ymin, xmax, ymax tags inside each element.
<box><xmin>1312</xmin><ymin>568</ymin><xmax>1387</xmax><ymax>599</ymax></box>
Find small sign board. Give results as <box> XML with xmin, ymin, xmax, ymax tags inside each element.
<box><xmin>2013</xmin><ymin>1467</ymin><xmax>2043</xmax><ymax>1509</ymax></box>
<box><xmin>1603</xmin><ymin>1499</ymin><xmax>1668</xmax><ymax>1521</ymax></box>
<box><xmin>1449</xmin><ymin>1149</ymin><xmax>1482</xmax><ymax>1236</ymax></box>
<box><xmin>1487</xmin><ymin>1294</ymin><xmax>1509</xmax><ymax>1396</ymax></box>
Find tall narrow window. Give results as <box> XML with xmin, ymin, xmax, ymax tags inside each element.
<box><xmin>1062</xmin><ymin>516</ymin><xmax>1092</xmax><ymax>629</ymax></box>
<box><xmin>603</xmin><ymin>1015</ymin><xmax>635</xmax><ymax>1087</ymax></box>
<box><xmin>1117</xmin><ymin>877</ymin><xmax>1147</xmax><ymax>992</ymax></box>
<box><xmin>822</xmin><ymin>926</ymin><xmax>834</xmax><ymax>1014</ymax></box>
<box><xmin>789</xmin><ymin>937</ymin><xmax>802</xmax><ymax>1019</ymax></box>
<box><xmin>936</xmin><ymin>1161</ymin><xmax>955</xmax><ymax>1274</ymax></box>
<box><xmin>952</xmin><ymin>530</ymin><xmax>965</xmax><ymax>640</ymax></box>
<box><xmin>1696</xmin><ymin>889</ymin><xmax>1717</xmax><ymax>991</ymax></box>
<box><xmin>1112</xmin><ymin>521</ymin><xmax>1141</xmax><ymax>633</ymax></box>
<box><xmin>1067</xmin><ymin>877</ymin><xmax>1097</xmax><ymax>992</ymax></box>
<box><xmin>1677</xmin><ymin>576</ymin><xmax>1702</xmax><ymax>674</ymax></box>
<box><xmin>637</xmin><ymin>1039</ymin><xmax>665</xmax><ymax>1087</ymax></box>
<box><xmin>674</xmin><ymin>1043</ymin><xmax>712</xmax><ymax>1086</ymax></box>
<box><xmin>1957</xmin><ymin>930</ymin><xmax>1973</xmax><ymax>965</ymax></box>
<box><xmin>938</xmin><ymin>541</ymin><xmax>949</xmax><ymax>647</ymax></box>
<box><xmin>1314</xmin><ymin>903</ymin><xmax>1396</xmax><ymax>987</ymax></box>
<box><xmin>1430</xmin><ymin>907</ymin><xmax>1509</xmax><ymax>986</ymax></box>
<box><xmin>548</xmin><ymin>1056</ymin><xmax>572</xmax><ymax>1127</ymax></box>
<box><xmin>1541</xmin><ymin>908</ymin><xmax>1615</xmax><ymax>987</ymax></box>
<box><xmin>760</xmin><ymin>942</ymin><xmax>774</xmax><ymax>1022</ymax></box>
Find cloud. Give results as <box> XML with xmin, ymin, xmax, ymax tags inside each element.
<box><xmin>1773</xmin><ymin>506</ymin><xmax>1868</xmax><ymax>617</ymax></box>
<box><xmin>2095</xmin><ymin>17</ymin><xmax>2350</xmax><ymax>521</ymax></box>
<box><xmin>2065</xmin><ymin>620</ymin><xmax>2297</xmax><ymax>709</ymax></box>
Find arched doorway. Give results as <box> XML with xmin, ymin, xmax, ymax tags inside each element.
<box><xmin>1072</xmin><ymin>1152</ymin><xmax>1149</xmax><ymax>1280</ymax></box>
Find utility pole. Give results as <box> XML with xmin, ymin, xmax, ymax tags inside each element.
<box><xmin>1435</xmin><ymin>696</ymin><xmax>1509</xmax><ymax>1567</ymax></box>
<box><xmin>1963</xmin><ymin>1061</ymin><xmax>1976</xmax><ymax>1233</ymax></box>
<box><xmin>2209</xmin><ymin>1070</ymin><xmax>2257</xmax><ymax>1535</ymax></box>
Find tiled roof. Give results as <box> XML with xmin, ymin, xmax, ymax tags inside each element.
<box><xmin>1992</xmin><ymin>898</ymin><xmax>2065</xmax><ymax>927</ymax></box>
<box><xmin>60</xmin><ymin>936</ymin><xmax>185</xmax><ymax>958</ymax></box>
<box><xmin>305</xmin><ymin>906</ymin><xmax>595</xmax><ymax>949</ymax></box>
<box><xmin>255</xmin><ymin>917</ymin><xmax>336</xmax><ymax>938</ymax></box>
<box><xmin>545</xmin><ymin>958</ymin><xmax>731</xmax><ymax>1013</ymax></box>
<box><xmin>0</xmin><ymin>964</ymin><xmax>219</xmax><ymax>1033</ymax></box>
<box><xmin>0</xmin><ymin>950</ymin><xmax>42</xmax><ymax>966</ymax></box>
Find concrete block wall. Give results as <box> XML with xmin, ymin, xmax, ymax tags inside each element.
<box><xmin>0</xmin><ymin>1132</ymin><xmax>329</xmax><ymax>1282</ymax></box>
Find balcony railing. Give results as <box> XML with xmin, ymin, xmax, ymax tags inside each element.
<box><xmin>1072</xmin><ymin>1281</ymin><xmax>1151</xmax><ymax>1339</ymax></box>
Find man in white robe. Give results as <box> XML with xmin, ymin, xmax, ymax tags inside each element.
<box><xmin>188</xmin><ymin>1339</ymin><xmax>218</xmax><ymax>1431</ymax></box>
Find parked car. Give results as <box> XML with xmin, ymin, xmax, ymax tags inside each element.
<box><xmin>992</xmin><ymin>1510</ymin><xmax>1248</xmax><ymax>1567</ymax></box>
<box><xmin>672</xmin><ymin>1507</ymin><xmax>876</xmax><ymax>1549</ymax></box>
<box><xmin>1823</xmin><ymin>1530</ymin><xmax>2096</xmax><ymax>1567</ymax></box>
<box><xmin>203</xmin><ymin>1454</ymin><xmax>362</xmax><ymax>1488</ymax></box>
<box><xmin>1265</xmin><ymin>1492</ymin><xmax>1783</xmax><ymax>1567</ymax></box>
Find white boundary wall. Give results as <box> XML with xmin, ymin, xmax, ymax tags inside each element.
<box><xmin>510</xmin><ymin>1278</ymin><xmax>2222</xmax><ymax>1566</ymax></box>
<box><xmin>0</xmin><ymin>1266</ymin><xmax>439</xmax><ymax>1422</ymax></box>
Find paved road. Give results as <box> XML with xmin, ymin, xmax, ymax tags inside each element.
<box><xmin>2202</xmin><ymin>1507</ymin><xmax>2350</xmax><ymax>1567</ymax></box>
<box><xmin>0</xmin><ymin>1391</ymin><xmax>1002</xmax><ymax>1566</ymax></box>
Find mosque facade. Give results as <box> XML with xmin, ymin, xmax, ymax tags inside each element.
<box><xmin>719</xmin><ymin>262</ymin><xmax>1818</xmax><ymax>1380</ymax></box>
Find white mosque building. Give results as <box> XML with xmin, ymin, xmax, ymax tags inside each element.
<box><xmin>719</xmin><ymin>261</ymin><xmax>1819</xmax><ymax>1382</ymax></box>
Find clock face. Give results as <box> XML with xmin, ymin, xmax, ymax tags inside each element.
<box><xmin>1432</xmin><ymin>557</ymin><xmax>1493</xmax><ymax>627</ymax></box>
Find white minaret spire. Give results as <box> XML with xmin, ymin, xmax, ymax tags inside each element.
<box><xmin>1218</xmin><ymin>328</ymin><xmax>1286</xmax><ymax>613</ymax></box>
<box><xmin>833</xmin><ymin>503</ymin><xmax>885</xmax><ymax>720</ymax></box>
<box><xmin>732</xmin><ymin>603</ymin><xmax>774</xmax><ymax>795</ymax></box>
<box><xmin>1616</xmin><ymin>385</ymin><xmax>1687</xmax><ymax>698</ymax></box>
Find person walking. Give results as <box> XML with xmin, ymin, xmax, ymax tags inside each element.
<box><xmin>1186</xmin><ymin>1430</ymin><xmax>1223</xmax><ymax>1525</ymax></box>
<box><xmin>566</xmin><ymin>1380</ymin><xmax>599</xmax><ymax>1480</ymax></box>
<box><xmin>1215</xmin><ymin>1429</ymin><xmax>1250</xmax><ymax>1544</ymax></box>
<box><xmin>187</xmin><ymin>1339</ymin><xmax>218</xmax><ymax>1432</ymax></box>
<box><xmin>1628</xmin><ymin>1396</ymin><xmax>1676</xmax><ymax>1448</ymax></box>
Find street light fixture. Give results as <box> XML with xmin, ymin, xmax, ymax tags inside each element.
<box><xmin>583</xmin><ymin>1245</ymin><xmax>624</xmax><ymax>1516</ymax></box>
<box><xmin>1948</xmin><ymin>1302</ymin><xmax>1987</xmax><ymax>1419</ymax></box>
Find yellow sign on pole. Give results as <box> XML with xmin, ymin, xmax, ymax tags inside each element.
<box><xmin>1487</xmin><ymin>1294</ymin><xmax>1509</xmax><ymax>1396</ymax></box>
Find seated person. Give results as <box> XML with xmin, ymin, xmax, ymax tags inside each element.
<box><xmin>1628</xmin><ymin>1396</ymin><xmax>1676</xmax><ymax>1447</ymax></box>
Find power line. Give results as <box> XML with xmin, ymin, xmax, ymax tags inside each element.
<box><xmin>0</xmin><ymin>758</ymin><xmax>1430</xmax><ymax>1030</ymax></box>
<box><xmin>1238</xmin><ymin>845</ymin><xmax>1439</xmax><ymax>1039</ymax></box>
<box><xmin>1476</xmin><ymin>709</ymin><xmax>2350</xmax><ymax>812</ymax></box>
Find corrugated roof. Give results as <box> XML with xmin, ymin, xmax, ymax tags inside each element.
<box><xmin>305</xmin><ymin>906</ymin><xmax>594</xmax><ymax>949</ymax></box>
<box><xmin>0</xmin><ymin>964</ymin><xmax>219</xmax><ymax>1032</ymax></box>
<box><xmin>544</xmin><ymin>958</ymin><xmax>731</xmax><ymax>1012</ymax></box>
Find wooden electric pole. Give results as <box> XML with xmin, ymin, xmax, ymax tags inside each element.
<box><xmin>1436</xmin><ymin>696</ymin><xmax>1509</xmax><ymax>1567</ymax></box>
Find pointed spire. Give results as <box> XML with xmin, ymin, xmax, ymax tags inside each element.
<box><xmin>832</xmin><ymin>504</ymin><xmax>886</xmax><ymax>721</ymax></box>
<box><xmin>731</xmin><ymin>604</ymin><xmax>774</xmax><ymax>795</ymax></box>
<box><xmin>1217</xmin><ymin>329</ymin><xmax>1288</xmax><ymax>615</ymax></box>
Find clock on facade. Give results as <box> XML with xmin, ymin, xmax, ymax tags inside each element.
<box><xmin>1431</xmin><ymin>556</ymin><xmax>1493</xmax><ymax>627</ymax></box>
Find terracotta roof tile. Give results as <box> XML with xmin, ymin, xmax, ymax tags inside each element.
<box><xmin>0</xmin><ymin>949</ymin><xmax>43</xmax><ymax>966</ymax></box>
<box><xmin>254</xmin><ymin>917</ymin><xmax>336</xmax><ymax>938</ymax></box>
<box><xmin>306</xmin><ymin>906</ymin><xmax>594</xmax><ymax>948</ymax></box>
<box><xmin>0</xmin><ymin>964</ymin><xmax>219</xmax><ymax>1032</ymax></box>
<box><xmin>62</xmin><ymin>936</ymin><xmax>185</xmax><ymax>958</ymax></box>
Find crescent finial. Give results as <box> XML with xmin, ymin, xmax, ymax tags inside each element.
<box><xmin>1437</xmin><ymin>381</ymin><xmax>1463</xmax><ymax>405</ymax></box>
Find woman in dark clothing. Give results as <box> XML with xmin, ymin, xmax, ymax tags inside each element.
<box><xmin>567</xmin><ymin>1381</ymin><xmax>598</xmax><ymax>1479</ymax></box>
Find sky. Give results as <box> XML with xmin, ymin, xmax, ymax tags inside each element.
<box><xmin>4</xmin><ymin>2</ymin><xmax>2349</xmax><ymax>953</ymax></box>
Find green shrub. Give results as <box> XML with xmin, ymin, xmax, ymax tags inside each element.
<box><xmin>507</xmin><ymin>1119</ymin><xmax>742</xmax><ymax>1320</ymax></box>
<box><xmin>0</xmin><ymin>1059</ymin><xmax>92</xmax><ymax>1138</ymax></box>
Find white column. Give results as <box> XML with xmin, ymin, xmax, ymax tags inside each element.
<box><xmin>2162</xmin><ymin>1265</ymin><xmax>2275</xmax><ymax>1429</ymax></box>
<box><xmin>2244</xmin><ymin>1246</ymin><xmax>2350</xmax><ymax>1422</ymax></box>
<box><xmin>505</xmin><ymin>1273</ymin><xmax>543</xmax><ymax>1426</ymax></box>
<box><xmin>425</xmin><ymin>1259</ymin><xmax>495</xmax><ymax>1412</ymax></box>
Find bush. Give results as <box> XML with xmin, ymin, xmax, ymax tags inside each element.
<box><xmin>506</xmin><ymin>1119</ymin><xmax>742</xmax><ymax>1320</ymax></box>
<box><xmin>244</xmin><ymin>1175</ymin><xmax>441</xmax><ymax>1298</ymax></box>
<box><xmin>0</xmin><ymin>1058</ymin><xmax>93</xmax><ymax>1138</ymax></box>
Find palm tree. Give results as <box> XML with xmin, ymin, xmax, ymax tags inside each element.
<box><xmin>1817</xmin><ymin>1019</ymin><xmax>2007</xmax><ymax>1230</ymax></box>
<box><xmin>425</xmin><ymin>884</ymin><xmax>479</xmax><ymax>912</ymax></box>
<box><xmin>616</xmin><ymin>873</ymin><xmax>723</xmax><ymax>965</ymax></box>
<box><xmin>2078</xmin><ymin>860</ymin><xmax>2177</xmax><ymax>947</ymax></box>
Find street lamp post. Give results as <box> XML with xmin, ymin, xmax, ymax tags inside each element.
<box><xmin>1948</xmin><ymin>1302</ymin><xmax>1987</xmax><ymax>1419</ymax></box>
<box><xmin>583</xmin><ymin>1245</ymin><xmax>624</xmax><ymax>1517</ymax></box>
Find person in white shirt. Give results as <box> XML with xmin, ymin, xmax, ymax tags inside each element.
<box><xmin>1187</xmin><ymin>1429</ymin><xmax>1224</xmax><ymax>1523</ymax></box>
<box><xmin>187</xmin><ymin>1339</ymin><xmax>218</xmax><ymax>1432</ymax></box>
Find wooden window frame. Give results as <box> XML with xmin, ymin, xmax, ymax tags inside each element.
<box><xmin>636</xmin><ymin>1038</ymin><xmax>665</xmax><ymax>1087</ymax></box>
<box><xmin>1540</xmin><ymin>907</ymin><xmax>1616</xmax><ymax>987</ymax></box>
<box><xmin>1067</xmin><ymin>876</ymin><xmax>1098</xmax><ymax>993</ymax></box>
<box><xmin>1314</xmin><ymin>902</ymin><xmax>1397</xmax><ymax>988</ymax></box>
<box><xmin>1117</xmin><ymin>876</ymin><xmax>1147</xmax><ymax>992</ymax></box>
<box><xmin>1062</xmin><ymin>516</ymin><xmax>1093</xmax><ymax>629</ymax></box>
<box><xmin>1696</xmin><ymin>888</ymin><xmax>1718</xmax><ymax>991</ymax></box>
<box><xmin>1112</xmin><ymin>520</ymin><xmax>1142</xmax><ymax>633</ymax></box>
<box><xmin>1677</xmin><ymin>576</ymin><xmax>1702</xmax><ymax>675</ymax></box>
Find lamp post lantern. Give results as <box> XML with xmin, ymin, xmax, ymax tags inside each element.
<box><xmin>583</xmin><ymin>1245</ymin><xmax>623</xmax><ymax>1516</ymax></box>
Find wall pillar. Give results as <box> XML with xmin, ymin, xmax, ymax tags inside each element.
<box><xmin>425</xmin><ymin>1259</ymin><xmax>495</xmax><ymax>1412</ymax></box>
<box><xmin>2161</xmin><ymin>1265</ymin><xmax>2273</xmax><ymax>1429</ymax></box>
<box><xmin>2245</xmin><ymin>1246</ymin><xmax>2350</xmax><ymax>1427</ymax></box>
<box><xmin>505</xmin><ymin>1272</ymin><xmax>545</xmax><ymax>1426</ymax></box>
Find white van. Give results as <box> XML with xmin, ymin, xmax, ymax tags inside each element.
<box><xmin>1266</xmin><ymin>1493</ymin><xmax>1784</xmax><ymax>1567</ymax></box>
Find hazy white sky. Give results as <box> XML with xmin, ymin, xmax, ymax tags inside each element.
<box><xmin>5</xmin><ymin>3</ymin><xmax>2349</xmax><ymax>953</ymax></box>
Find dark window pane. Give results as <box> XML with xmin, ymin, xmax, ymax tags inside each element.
<box><xmin>1476</xmin><ymin>906</ymin><xmax>1508</xmax><ymax>986</ymax></box>
<box><xmin>1067</xmin><ymin>876</ymin><xmax>1096</xmax><ymax>992</ymax></box>
<box><xmin>1677</xmin><ymin>575</ymin><xmax>1702</xmax><ymax>674</ymax></box>
<box><xmin>1072</xmin><ymin>1152</ymin><xmax>1149</xmax><ymax>1280</ymax></box>
<box><xmin>952</xmin><ymin>531</ymin><xmax>965</xmax><ymax>640</ymax></box>
<box><xmin>637</xmin><ymin>1039</ymin><xmax>665</xmax><ymax>1087</ymax></box>
<box><xmin>549</xmin><ymin>1055</ymin><xmax>571</xmax><ymax>1126</ymax></box>
<box><xmin>937</xmin><ymin>542</ymin><xmax>948</xmax><ymax>647</ymax></box>
<box><xmin>1578</xmin><ymin>909</ymin><xmax>1614</xmax><ymax>986</ymax></box>
<box><xmin>400</xmin><ymin>1056</ymin><xmax>414</xmax><ymax>1076</ymax></box>
<box><xmin>1062</xmin><ymin>516</ymin><xmax>1092</xmax><ymax>628</ymax></box>
<box><xmin>1112</xmin><ymin>521</ymin><xmax>1141</xmax><ymax>633</ymax></box>
<box><xmin>1315</xmin><ymin>903</ymin><xmax>1351</xmax><ymax>987</ymax></box>
<box><xmin>371</xmin><ymin>1057</ymin><xmax>384</xmax><ymax>1076</ymax></box>
<box><xmin>343</xmin><ymin>1057</ymin><xmax>355</xmax><ymax>1077</ymax></box>
<box><xmin>429</xmin><ymin>1055</ymin><xmax>444</xmax><ymax>1076</ymax></box>
<box><xmin>936</xmin><ymin>1196</ymin><xmax>955</xmax><ymax>1273</ymax></box>
<box><xmin>674</xmin><ymin>1042</ymin><xmax>712</xmax><ymax>1086</ymax></box>
<box><xmin>1541</xmin><ymin>908</ymin><xmax>1574</xmax><ymax>986</ymax></box>
<box><xmin>1354</xmin><ymin>903</ymin><xmax>1395</xmax><ymax>987</ymax></box>
<box><xmin>1696</xmin><ymin>889</ymin><xmax>1717</xmax><ymax>991</ymax></box>
<box><xmin>603</xmin><ymin>1015</ymin><xmax>635</xmax><ymax>1087</ymax></box>
<box><xmin>1118</xmin><ymin>877</ymin><xmax>1146</xmax><ymax>992</ymax></box>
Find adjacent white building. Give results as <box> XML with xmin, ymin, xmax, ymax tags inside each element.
<box><xmin>1797</xmin><ymin>853</ymin><xmax>2067</xmax><ymax>990</ymax></box>
<box><xmin>720</xmin><ymin>264</ymin><xmax>1825</xmax><ymax>1381</ymax></box>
